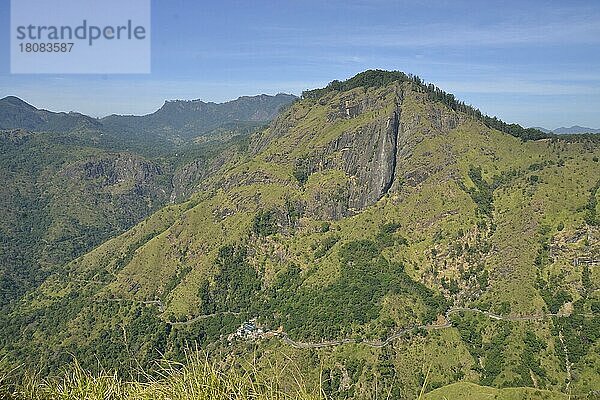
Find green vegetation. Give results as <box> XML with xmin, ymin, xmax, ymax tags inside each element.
<box><xmin>293</xmin><ymin>158</ymin><xmax>311</xmax><ymax>185</ymax></box>
<box><xmin>0</xmin><ymin>355</ymin><xmax>320</xmax><ymax>400</ymax></box>
<box><xmin>554</xmin><ymin>315</ymin><xmax>600</xmax><ymax>364</ymax></box>
<box><xmin>313</xmin><ymin>235</ymin><xmax>340</xmax><ymax>258</ymax></box>
<box><xmin>1</xmin><ymin>72</ymin><xmax>599</xmax><ymax>399</ymax></box>
<box><xmin>208</xmin><ymin>245</ymin><xmax>261</xmax><ymax>312</ymax></box>
<box><xmin>252</xmin><ymin>210</ymin><xmax>278</xmax><ymax>237</ymax></box>
<box><xmin>0</xmin><ymin>94</ymin><xmax>295</xmax><ymax>307</ymax></box>
<box><xmin>464</xmin><ymin>166</ymin><xmax>495</xmax><ymax>218</ymax></box>
<box><xmin>0</xmin><ymin>131</ymin><xmax>170</xmax><ymax>306</ymax></box>
<box><xmin>584</xmin><ymin>179</ymin><xmax>599</xmax><ymax>226</ymax></box>
<box><xmin>301</xmin><ymin>70</ymin><xmax>414</xmax><ymax>99</ymax></box>
<box><xmin>481</xmin><ymin>323</ymin><xmax>512</xmax><ymax>385</ymax></box>
<box><xmin>424</xmin><ymin>381</ymin><xmax>569</xmax><ymax>400</ymax></box>
<box><xmin>0</xmin><ymin>360</ymin><xmax>571</xmax><ymax>400</ymax></box>
<box><xmin>258</xmin><ymin>239</ymin><xmax>448</xmax><ymax>340</ymax></box>
<box><xmin>375</xmin><ymin>222</ymin><xmax>407</xmax><ymax>248</ymax></box>
<box><xmin>511</xmin><ymin>330</ymin><xmax>548</xmax><ymax>387</ymax></box>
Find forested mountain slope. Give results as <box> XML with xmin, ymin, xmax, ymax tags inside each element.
<box><xmin>1</xmin><ymin>71</ymin><xmax>598</xmax><ymax>399</ymax></box>
<box><xmin>0</xmin><ymin>95</ymin><xmax>293</xmax><ymax>307</ymax></box>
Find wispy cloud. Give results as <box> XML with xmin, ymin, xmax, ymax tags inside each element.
<box><xmin>242</xmin><ymin>4</ymin><xmax>600</xmax><ymax>50</ymax></box>
<box><xmin>313</xmin><ymin>19</ymin><xmax>600</xmax><ymax>49</ymax></box>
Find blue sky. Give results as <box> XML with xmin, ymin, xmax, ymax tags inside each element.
<box><xmin>1</xmin><ymin>0</ymin><xmax>600</xmax><ymax>128</ymax></box>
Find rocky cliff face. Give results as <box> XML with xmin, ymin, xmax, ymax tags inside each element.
<box><xmin>170</xmin><ymin>153</ymin><xmax>233</xmax><ymax>202</ymax></box>
<box><xmin>77</xmin><ymin>155</ymin><xmax>163</xmax><ymax>185</ymax></box>
<box><xmin>249</xmin><ymin>82</ymin><xmax>464</xmax><ymax>219</ymax></box>
<box><xmin>320</xmin><ymin>108</ymin><xmax>400</xmax><ymax>211</ymax></box>
<box><xmin>61</xmin><ymin>154</ymin><xmax>168</xmax><ymax>203</ymax></box>
<box><xmin>44</xmin><ymin>153</ymin><xmax>172</xmax><ymax>263</ymax></box>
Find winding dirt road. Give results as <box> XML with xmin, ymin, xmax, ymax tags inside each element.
<box><xmin>278</xmin><ymin>307</ymin><xmax>595</xmax><ymax>349</ymax></box>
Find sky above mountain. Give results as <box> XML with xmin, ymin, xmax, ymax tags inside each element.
<box><xmin>0</xmin><ymin>0</ymin><xmax>599</xmax><ymax>128</ymax></box>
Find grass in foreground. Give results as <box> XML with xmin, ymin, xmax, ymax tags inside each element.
<box><xmin>1</xmin><ymin>355</ymin><xmax>571</xmax><ymax>400</ymax></box>
<box><xmin>0</xmin><ymin>354</ymin><xmax>321</xmax><ymax>400</ymax></box>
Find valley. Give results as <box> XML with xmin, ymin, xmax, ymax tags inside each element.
<box><xmin>0</xmin><ymin>93</ymin><xmax>295</xmax><ymax>306</ymax></box>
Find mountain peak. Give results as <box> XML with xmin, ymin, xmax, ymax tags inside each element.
<box><xmin>0</xmin><ymin>96</ymin><xmax>37</xmax><ymax>110</ymax></box>
<box><xmin>0</xmin><ymin>95</ymin><xmax>101</xmax><ymax>132</ymax></box>
<box><xmin>98</xmin><ymin>93</ymin><xmax>297</xmax><ymax>141</ymax></box>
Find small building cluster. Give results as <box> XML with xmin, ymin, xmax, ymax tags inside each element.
<box><xmin>228</xmin><ymin>318</ymin><xmax>283</xmax><ymax>342</ymax></box>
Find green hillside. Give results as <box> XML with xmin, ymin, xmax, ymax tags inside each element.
<box><xmin>423</xmin><ymin>382</ymin><xmax>569</xmax><ymax>400</ymax></box>
<box><xmin>0</xmin><ymin>128</ymin><xmax>170</xmax><ymax>306</ymax></box>
<box><xmin>0</xmin><ymin>95</ymin><xmax>290</xmax><ymax>307</ymax></box>
<box><xmin>1</xmin><ymin>71</ymin><xmax>599</xmax><ymax>399</ymax></box>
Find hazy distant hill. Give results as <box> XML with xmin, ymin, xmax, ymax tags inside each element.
<box><xmin>100</xmin><ymin>93</ymin><xmax>297</xmax><ymax>143</ymax></box>
<box><xmin>531</xmin><ymin>126</ymin><xmax>552</xmax><ymax>133</ymax></box>
<box><xmin>553</xmin><ymin>125</ymin><xmax>600</xmax><ymax>134</ymax></box>
<box><xmin>0</xmin><ymin>94</ymin><xmax>296</xmax><ymax>154</ymax></box>
<box><xmin>0</xmin><ymin>96</ymin><xmax>101</xmax><ymax>132</ymax></box>
<box><xmin>532</xmin><ymin>125</ymin><xmax>600</xmax><ymax>134</ymax></box>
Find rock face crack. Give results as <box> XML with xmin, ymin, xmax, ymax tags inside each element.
<box><xmin>343</xmin><ymin>106</ymin><xmax>401</xmax><ymax>210</ymax></box>
<box><xmin>380</xmin><ymin>108</ymin><xmax>400</xmax><ymax>197</ymax></box>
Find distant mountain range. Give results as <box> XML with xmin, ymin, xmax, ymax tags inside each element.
<box><xmin>0</xmin><ymin>93</ymin><xmax>297</xmax><ymax>145</ymax></box>
<box><xmin>100</xmin><ymin>93</ymin><xmax>297</xmax><ymax>142</ymax></box>
<box><xmin>532</xmin><ymin>125</ymin><xmax>600</xmax><ymax>134</ymax></box>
